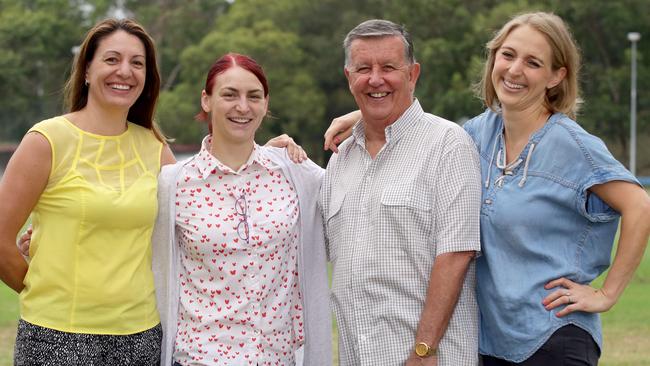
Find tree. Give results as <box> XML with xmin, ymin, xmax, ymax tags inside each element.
<box><xmin>0</xmin><ymin>0</ymin><xmax>86</xmax><ymax>141</ymax></box>
<box><xmin>156</xmin><ymin>0</ymin><xmax>327</xmax><ymax>162</ymax></box>
<box><xmin>125</xmin><ymin>0</ymin><xmax>230</xmax><ymax>91</ymax></box>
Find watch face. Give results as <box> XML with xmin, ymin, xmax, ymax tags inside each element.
<box><xmin>415</xmin><ymin>343</ymin><xmax>429</xmax><ymax>356</ymax></box>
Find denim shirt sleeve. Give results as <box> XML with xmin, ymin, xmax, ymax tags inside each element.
<box><xmin>559</xmin><ymin>118</ymin><xmax>641</xmax><ymax>222</ymax></box>
<box><xmin>462</xmin><ymin>111</ymin><xmax>488</xmax><ymax>149</ymax></box>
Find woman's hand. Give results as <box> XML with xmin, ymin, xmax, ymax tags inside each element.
<box><xmin>17</xmin><ymin>227</ymin><xmax>32</xmax><ymax>257</ymax></box>
<box><xmin>323</xmin><ymin>110</ymin><xmax>361</xmax><ymax>153</ymax></box>
<box><xmin>542</xmin><ymin>277</ymin><xmax>615</xmax><ymax>317</ymax></box>
<box><xmin>265</xmin><ymin>134</ymin><xmax>307</xmax><ymax>163</ymax></box>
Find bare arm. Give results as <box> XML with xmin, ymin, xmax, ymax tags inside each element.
<box><xmin>543</xmin><ymin>181</ymin><xmax>650</xmax><ymax>316</ymax></box>
<box><xmin>0</xmin><ymin>132</ymin><xmax>51</xmax><ymax>292</ymax></box>
<box><xmin>161</xmin><ymin>144</ymin><xmax>176</xmax><ymax>166</ymax></box>
<box><xmin>406</xmin><ymin>251</ymin><xmax>475</xmax><ymax>366</ymax></box>
<box><xmin>323</xmin><ymin>110</ymin><xmax>361</xmax><ymax>153</ymax></box>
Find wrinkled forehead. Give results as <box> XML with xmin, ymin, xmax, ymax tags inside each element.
<box><xmin>348</xmin><ymin>36</ymin><xmax>408</xmax><ymax>65</ymax></box>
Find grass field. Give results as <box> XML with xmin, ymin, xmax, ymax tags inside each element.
<box><xmin>0</xmin><ymin>284</ymin><xmax>18</xmax><ymax>365</ymax></box>
<box><xmin>0</xmin><ymin>240</ymin><xmax>648</xmax><ymax>365</ymax></box>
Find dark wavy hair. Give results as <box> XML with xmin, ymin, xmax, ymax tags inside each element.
<box><xmin>64</xmin><ymin>18</ymin><xmax>164</xmax><ymax>141</ymax></box>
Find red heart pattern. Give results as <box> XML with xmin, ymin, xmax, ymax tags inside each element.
<box><xmin>173</xmin><ymin>142</ymin><xmax>304</xmax><ymax>365</ymax></box>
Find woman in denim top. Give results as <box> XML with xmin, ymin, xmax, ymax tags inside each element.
<box><xmin>323</xmin><ymin>11</ymin><xmax>650</xmax><ymax>365</ymax></box>
<box><xmin>463</xmin><ymin>12</ymin><xmax>650</xmax><ymax>365</ymax></box>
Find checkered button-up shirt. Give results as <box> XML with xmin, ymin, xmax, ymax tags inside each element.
<box><xmin>321</xmin><ymin>100</ymin><xmax>481</xmax><ymax>366</ymax></box>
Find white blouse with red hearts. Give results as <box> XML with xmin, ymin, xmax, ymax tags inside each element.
<box><xmin>172</xmin><ymin>137</ymin><xmax>304</xmax><ymax>366</ymax></box>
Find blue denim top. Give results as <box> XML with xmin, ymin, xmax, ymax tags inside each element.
<box><xmin>463</xmin><ymin>109</ymin><xmax>639</xmax><ymax>362</ymax></box>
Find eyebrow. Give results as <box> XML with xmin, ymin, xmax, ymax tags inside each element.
<box><xmin>221</xmin><ymin>86</ymin><xmax>264</xmax><ymax>94</ymax></box>
<box><xmin>102</xmin><ymin>50</ymin><xmax>146</xmax><ymax>58</ymax></box>
<box><xmin>499</xmin><ymin>46</ymin><xmax>545</xmax><ymax>64</ymax></box>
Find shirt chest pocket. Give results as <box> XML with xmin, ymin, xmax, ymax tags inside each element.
<box><xmin>379</xmin><ymin>188</ymin><xmax>432</xmax><ymax>240</ymax></box>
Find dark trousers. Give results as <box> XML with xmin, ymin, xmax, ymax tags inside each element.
<box><xmin>482</xmin><ymin>325</ymin><xmax>600</xmax><ymax>366</ymax></box>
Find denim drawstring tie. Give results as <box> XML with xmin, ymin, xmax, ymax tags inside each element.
<box><xmin>486</xmin><ymin>131</ymin><xmax>535</xmax><ymax>188</ymax></box>
<box><xmin>517</xmin><ymin>143</ymin><xmax>535</xmax><ymax>187</ymax></box>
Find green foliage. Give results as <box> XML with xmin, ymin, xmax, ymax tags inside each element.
<box><xmin>124</xmin><ymin>0</ymin><xmax>230</xmax><ymax>91</ymax></box>
<box><xmin>1</xmin><ymin>0</ymin><xmax>649</xmax><ymax>171</ymax></box>
<box><xmin>155</xmin><ymin>5</ymin><xmax>327</xmax><ymax>161</ymax></box>
<box><xmin>0</xmin><ymin>0</ymin><xmax>86</xmax><ymax>141</ymax></box>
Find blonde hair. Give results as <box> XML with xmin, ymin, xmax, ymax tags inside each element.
<box><xmin>477</xmin><ymin>12</ymin><xmax>582</xmax><ymax>119</ymax></box>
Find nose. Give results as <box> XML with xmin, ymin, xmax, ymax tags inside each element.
<box><xmin>116</xmin><ymin>60</ymin><xmax>132</xmax><ymax>77</ymax></box>
<box><xmin>508</xmin><ymin>58</ymin><xmax>524</xmax><ymax>75</ymax></box>
<box><xmin>235</xmin><ymin>96</ymin><xmax>250</xmax><ymax>113</ymax></box>
<box><xmin>368</xmin><ymin>65</ymin><xmax>385</xmax><ymax>87</ymax></box>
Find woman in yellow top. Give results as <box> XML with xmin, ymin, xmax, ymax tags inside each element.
<box><xmin>0</xmin><ymin>18</ymin><xmax>175</xmax><ymax>365</ymax></box>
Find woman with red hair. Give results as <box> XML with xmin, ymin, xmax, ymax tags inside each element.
<box><xmin>151</xmin><ymin>53</ymin><xmax>331</xmax><ymax>366</ymax></box>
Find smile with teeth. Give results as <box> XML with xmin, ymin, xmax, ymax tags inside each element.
<box><xmin>503</xmin><ymin>79</ymin><xmax>525</xmax><ymax>90</ymax></box>
<box><xmin>228</xmin><ymin>117</ymin><xmax>252</xmax><ymax>124</ymax></box>
<box><xmin>368</xmin><ymin>92</ymin><xmax>389</xmax><ymax>98</ymax></box>
<box><xmin>109</xmin><ymin>83</ymin><xmax>132</xmax><ymax>91</ymax></box>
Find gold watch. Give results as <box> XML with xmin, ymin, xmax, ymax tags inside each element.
<box><xmin>415</xmin><ymin>342</ymin><xmax>437</xmax><ymax>357</ymax></box>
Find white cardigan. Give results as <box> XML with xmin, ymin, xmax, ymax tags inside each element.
<box><xmin>152</xmin><ymin>146</ymin><xmax>332</xmax><ymax>366</ymax></box>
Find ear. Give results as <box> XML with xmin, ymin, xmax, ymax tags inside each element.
<box><xmin>262</xmin><ymin>94</ymin><xmax>270</xmax><ymax>116</ymax></box>
<box><xmin>408</xmin><ymin>63</ymin><xmax>421</xmax><ymax>91</ymax></box>
<box><xmin>200</xmin><ymin>90</ymin><xmax>211</xmax><ymax>114</ymax></box>
<box><xmin>547</xmin><ymin>67</ymin><xmax>567</xmax><ymax>89</ymax></box>
<box><xmin>344</xmin><ymin>67</ymin><xmax>353</xmax><ymax>91</ymax></box>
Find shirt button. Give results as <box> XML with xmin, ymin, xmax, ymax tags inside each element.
<box><xmin>484</xmin><ymin>199</ymin><xmax>492</xmax><ymax>204</ymax></box>
<box><xmin>358</xmin><ymin>334</ymin><xmax>367</xmax><ymax>342</ymax></box>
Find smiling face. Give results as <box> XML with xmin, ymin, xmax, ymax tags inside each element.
<box><xmin>85</xmin><ymin>30</ymin><xmax>146</xmax><ymax>113</ymax></box>
<box><xmin>491</xmin><ymin>25</ymin><xmax>566</xmax><ymax>114</ymax></box>
<box><xmin>201</xmin><ymin>66</ymin><xmax>268</xmax><ymax>146</ymax></box>
<box><xmin>344</xmin><ymin>36</ymin><xmax>420</xmax><ymax>128</ymax></box>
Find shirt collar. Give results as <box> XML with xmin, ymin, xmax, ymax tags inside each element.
<box><xmin>195</xmin><ymin>135</ymin><xmax>267</xmax><ymax>178</ymax></box>
<box><xmin>350</xmin><ymin>99</ymin><xmax>424</xmax><ymax>150</ymax></box>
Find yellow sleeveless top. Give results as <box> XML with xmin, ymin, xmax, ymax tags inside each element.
<box><xmin>20</xmin><ymin>116</ymin><xmax>162</xmax><ymax>335</ymax></box>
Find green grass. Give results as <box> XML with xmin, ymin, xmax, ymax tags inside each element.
<box><xmin>0</xmin><ymin>285</ymin><xmax>18</xmax><ymax>365</ymax></box>
<box><xmin>596</xmin><ymin>231</ymin><xmax>650</xmax><ymax>365</ymax></box>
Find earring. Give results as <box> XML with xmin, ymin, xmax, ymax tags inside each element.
<box><xmin>84</xmin><ymin>79</ymin><xmax>89</xmax><ymax>87</ymax></box>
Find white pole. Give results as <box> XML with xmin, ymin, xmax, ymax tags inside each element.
<box><xmin>628</xmin><ymin>32</ymin><xmax>640</xmax><ymax>176</ymax></box>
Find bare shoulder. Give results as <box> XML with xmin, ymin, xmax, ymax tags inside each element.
<box><xmin>4</xmin><ymin>132</ymin><xmax>52</xmax><ymax>186</ymax></box>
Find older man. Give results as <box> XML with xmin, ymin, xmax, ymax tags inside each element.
<box><xmin>320</xmin><ymin>20</ymin><xmax>481</xmax><ymax>365</ymax></box>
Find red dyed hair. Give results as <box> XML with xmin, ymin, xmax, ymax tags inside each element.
<box><xmin>195</xmin><ymin>53</ymin><xmax>269</xmax><ymax>125</ymax></box>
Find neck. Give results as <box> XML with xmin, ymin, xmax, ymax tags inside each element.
<box><xmin>363</xmin><ymin>121</ymin><xmax>387</xmax><ymax>159</ymax></box>
<box><xmin>502</xmin><ymin>105</ymin><xmax>551</xmax><ymax>145</ymax></box>
<box><xmin>501</xmin><ymin>106</ymin><xmax>550</xmax><ymax>163</ymax></box>
<box><xmin>68</xmin><ymin>101</ymin><xmax>129</xmax><ymax>136</ymax></box>
<box><xmin>210</xmin><ymin>136</ymin><xmax>254</xmax><ymax>171</ymax></box>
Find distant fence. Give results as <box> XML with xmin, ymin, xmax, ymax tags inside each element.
<box><xmin>170</xmin><ymin>144</ymin><xmax>200</xmax><ymax>154</ymax></box>
<box><xmin>0</xmin><ymin>143</ymin><xmax>17</xmax><ymax>170</ymax></box>
<box><xmin>1</xmin><ymin>142</ymin><xmax>649</xmax><ymax>187</ymax></box>
<box><xmin>0</xmin><ymin>143</ymin><xmax>18</xmax><ymax>153</ymax></box>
